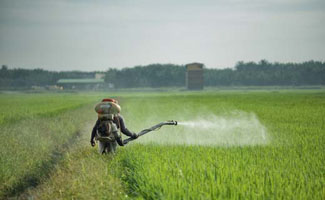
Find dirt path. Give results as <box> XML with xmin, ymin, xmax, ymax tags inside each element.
<box><xmin>8</xmin><ymin>131</ymin><xmax>82</xmax><ymax>199</ymax></box>
<box><xmin>20</xmin><ymin>120</ymin><xmax>125</xmax><ymax>200</ymax></box>
<box><xmin>5</xmin><ymin>110</ymin><xmax>96</xmax><ymax>199</ymax></box>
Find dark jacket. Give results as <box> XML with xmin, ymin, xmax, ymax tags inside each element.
<box><xmin>90</xmin><ymin>115</ymin><xmax>133</xmax><ymax>144</ymax></box>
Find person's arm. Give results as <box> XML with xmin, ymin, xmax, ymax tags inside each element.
<box><xmin>117</xmin><ymin>115</ymin><xmax>138</xmax><ymax>139</ymax></box>
<box><xmin>90</xmin><ymin>120</ymin><xmax>100</xmax><ymax>146</ymax></box>
<box><xmin>113</xmin><ymin>131</ymin><xmax>124</xmax><ymax>146</ymax></box>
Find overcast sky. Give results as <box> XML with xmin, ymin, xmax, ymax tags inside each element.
<box><xmin>0</xmin><ymin>0</ymin><xmax>324</xmax><ymax>71</ymax></box>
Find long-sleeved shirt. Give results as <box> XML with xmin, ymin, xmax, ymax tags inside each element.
<box><xmin>90</xmin><ymin>115</ymin><xmax>133</xmax><ymax>143</ymax></box>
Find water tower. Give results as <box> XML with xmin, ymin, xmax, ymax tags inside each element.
<box><xmin>186</xmin><ymin>63</ymin><xmax>204</xmax><ymax>90</ymax></box>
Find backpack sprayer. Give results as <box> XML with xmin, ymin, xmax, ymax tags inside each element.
<box><xmin>94</xmin><ymin>99</ymin><xmax>178</xmax><ymax>146</ymax></box>
<box><xmin>123</xmin><ymin>120</ymin><xmax>178</xmax><ymax>145</ymax></box>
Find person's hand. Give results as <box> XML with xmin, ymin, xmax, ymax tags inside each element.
<box><xmin>90</xmin><ymin>140</ymin><xmax>95</xmax><ymax>147</ymax></box>
<box><xmin>131</xmin><ymin>133</ymin><xmax>138</xmax><ymax>139</ymax></box>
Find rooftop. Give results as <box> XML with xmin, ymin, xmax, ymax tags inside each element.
<box><xmin>57</xmin><ymin>79</ymin><xmax>105</xmax><ymax>84</ymax></box>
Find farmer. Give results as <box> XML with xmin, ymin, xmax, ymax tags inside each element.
<box><xmin>90</xmin><ymin>98</ymin><xmax>138</xmax><ymax>154</ymax></box>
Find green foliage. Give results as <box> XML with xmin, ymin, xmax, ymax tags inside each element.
<box><xmin>1</xmin><ymin>91</ymin><xmax>324</xmax><ymax>199</ymax></box>
<box><xmin>0</xmin><ymin>68</ymin><xmax>95</xmax><ymax>89</ymax></box>
<box><xmin>28</xmin><ymin>147</ymin><xmax>125</xmax><ymax>200</ymax></box>
<box><xmin>109</xmin><ymin>91</ymin><xmax>325</xmax><ymax>199</ymax></box>
<box><xmin>205</xmin><ymin>60</ymin><xmax>325</xmax><ymax>86</ymax></box>
<box><xmin>105</xmin><ymin>64</ymin><xmax>186</xmax><ymax>88</ymax></box>
<box><xmin>0</xmin><ymin>93</ymin><xmax>96</xmax><ymax>125</ymax></box>
<box><xmin>115</xmin><ymin>143</ymin><xmax>324</xmax><ymax>199</ymax></box>
<box><xmin>104</xmin><ymin>61</ymin><xmax>325</xmax><ymax>88</ymax></box>
<box><xmin>0</xmin><ymin>93</ymin><xmax>101</xmax><ymax>198</ymax></box>
<box><xmin>1</xmin><ymin>61</ymin><xmax>325</xmax><ymax>89</ymax></box>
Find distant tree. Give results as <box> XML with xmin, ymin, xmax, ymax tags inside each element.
<box><xmin>102</xmin><ymin>61</ymin><xmax>325</xmax><ymax>88</ymax></box>
<box><xmin>104</xmin><ymin>64</ymin><xmax>185</xmax><ymax>88</ymax></box>
<box><xmin>1</xmin><ymin>60</ymin><xmax>325</xmax><ymax>90</ymax></box>
<box><xmin>1</xmin><ymin>65</ymin><xmax>8</xmax><ymax>71</ymax></box>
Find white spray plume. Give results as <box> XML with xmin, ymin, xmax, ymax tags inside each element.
<box><xmin>138</xmin><ymin>111</ymin><xmax>269</xmax><ymax>146</ymax></box>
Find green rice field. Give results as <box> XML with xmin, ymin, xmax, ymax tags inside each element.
<box><xmin>0</xmin><ymin>90</ymin><xmax>324</xmax><ymax>199</ymax></box>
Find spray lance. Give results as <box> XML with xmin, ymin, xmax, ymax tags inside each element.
<box><xmin>123</xmin><ymin>120</ymin><xmax>178</xmax><ymax>145</ymax></box>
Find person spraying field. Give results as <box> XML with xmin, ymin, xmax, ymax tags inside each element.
<box><xmin>90</xmin><ymin>98</ymin><xmax>138</xmax><ymax>154</ymax></box>
<box><xmin>90</xmin><ymin>98</ymin><xmax>177</xmax><ymax>154</ymax></box>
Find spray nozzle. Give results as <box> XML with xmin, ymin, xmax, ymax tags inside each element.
<box><xmin>166</xmin><ymin>120</ymin><xmax>177</xmax><ymax>126</ymax></box>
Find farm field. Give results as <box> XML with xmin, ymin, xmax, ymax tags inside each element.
<box><xmin>0</xmin><ymin>90</ymin><xmax>324</xmax><ymax>199</ymax></box>
<box><xmin>0</xmin><ymin>92</ymin><xmax>102</xmax><ymax>197</ymax></box>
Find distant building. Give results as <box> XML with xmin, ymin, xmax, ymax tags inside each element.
<box><xmin>95</xmin><ymin>73</ymin><xmax>105</xmax><ymax>80</ymax></box>
<box><xmin>57</xmin><ymin>78</ymin><xmax>105</xmax><ymax>90</ymax></box>
<box><xmin>186</xmin><ymin>63</ymin><xmax>204</xmax><ymax>90</ymax></box>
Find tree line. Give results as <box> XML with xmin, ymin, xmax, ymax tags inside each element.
<box><xmin>1</xmin><ymin>60</ymin><xmax>324</xmax><ymax>89</ymax></box>
<box><xmin>205</xmin><ymin>60</ymin><xmax>325</xmax><ymax>86</ymax></box>
<box><xmin>106</xmin><ymin>60</ymin><xmax>325</xmax><ymax>88</ymax></box>
<box><xmin>104</xmin><ymin>64</ymin><xmax>185</xmax><ymax>88</ymax></box>
<box><xmin>0</xmin><ymin>65</ymin><xmax>95</xmax><ymax>89</ymax></box>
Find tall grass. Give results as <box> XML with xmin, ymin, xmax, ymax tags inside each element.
<box><xmin>1</xmin><ymin>90</ymin><xmax>324</xmax><ymax>199</ymax></box>
<box><xmin>113</xmin><ymin>91</ymin><xmax>325</xmax><ymax>199</ymax></box>
<box><xmin>0</xmin><ymin>93</ymin><xmax>99</xmax><ymax>125</ymax></box>
<box><xmin>0</xmin><ymin>93</ymin><xmax>105</xmax><ymax>198</ymax></box>
<box><xmin>28</xmin><ymin>146</ymin><xmax>125</xmax><ymax>199</ymax></box>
